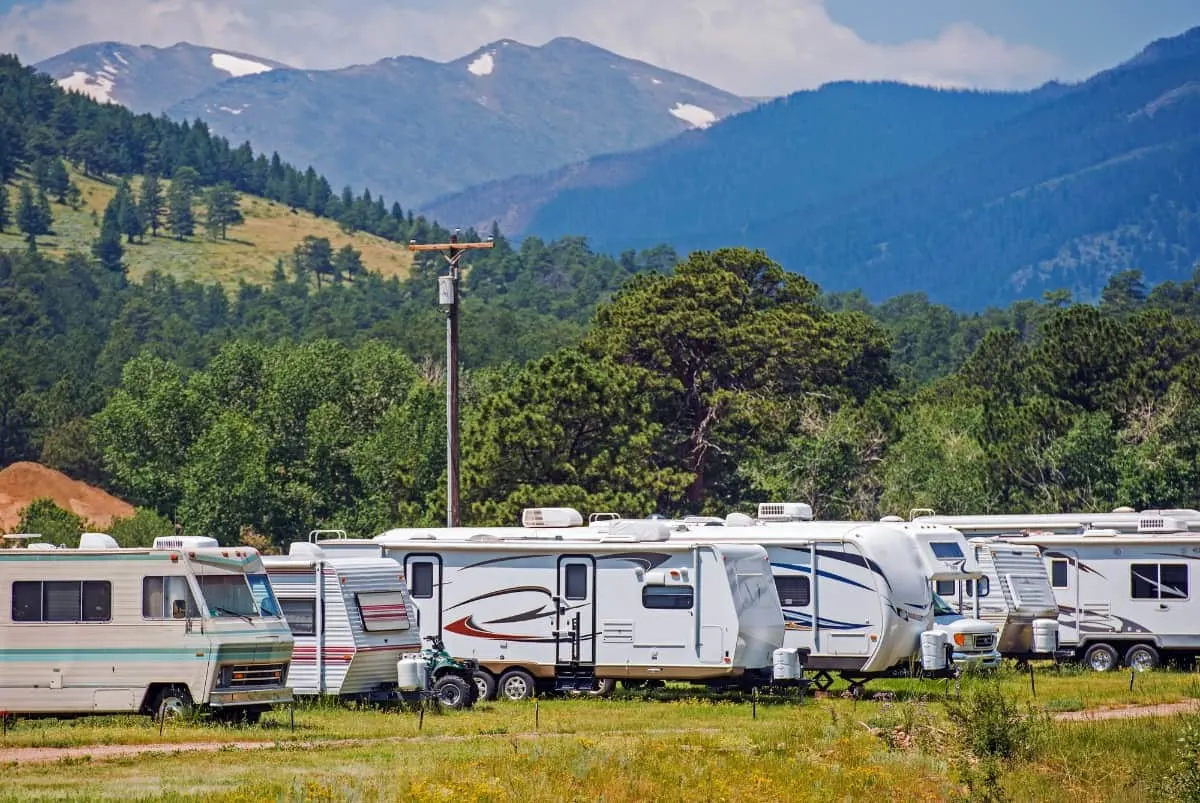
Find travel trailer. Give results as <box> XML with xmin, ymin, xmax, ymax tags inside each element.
<box><xmin>0</xmin><ymin>532</ymin><xmax>293</xmax><ymax>721</ymax></box>
<box><xmin>262</xmin><ymin>542</ymin><xmax>477</xmax><ymax>708</ymax></box>
<box><xmin>316</xmin><ymin>520</ymin><xmax>786</xmax><ymax>701</ymax></box>
<box><xmin>932</xmin><ymin>538</ymin><xmax>1062</xmax><ymax>659</ymax></box>
<box><xmin>911</xmin><ymin>511</ymin><xmax>1200</xmax><ymax>670</ymax></box>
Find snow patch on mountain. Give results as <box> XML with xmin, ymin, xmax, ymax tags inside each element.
<box><xmin>58</xmin><ymin>66</ymin><xmax>117</xmax><ymax>104</ymax></box>
<box><xmin>210</xmin><ymin>52</ymin><xmax>273</xmax><ymax>77</ymax></box>
<box><xmin>468</xmin><ymin>52</ymin><xmax>495</xmax><ymax>76</ymax></box>
<box><xmin>669</xmin><ymin>102</ymin><xmax>717</xmax><ymax>129</ymax></box>
<box><xmin>113</xmin><ymin>51</ymin><xmax>129</xmax><ymax>66</ymax></box>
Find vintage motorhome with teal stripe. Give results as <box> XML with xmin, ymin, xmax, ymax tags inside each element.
<box><xmin>0</xmin><ymin>532</ymin><xmax>293</xmax><ymax>720</ymax></box>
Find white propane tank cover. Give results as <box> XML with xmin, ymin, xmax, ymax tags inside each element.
<box><xmin>1032</xmin><ymin>619</ymin><xmax>1059</xmax><ymax>654</ymax></box>
<box><xmin>397</xmin><ymin>655</ymin><xmax>428</xmax><ymax>691</ymax></box>
<box><xmin>153</xmin><ymin>535</ymin><xmax>220</xmax><ymax>550</ymax></box>
<box><xmin>772</xmin><ymin>648</ymin><xmax>802</xmax><ymax>681</ymax></box>
<box><xmin>288</xmin><ymin>542</ymin><xmax>326</xmax><ymax>559</ymax></box>
<box><xmin>920</xmin><ymin>631</ymin><xmax>949</xmax><ymax>671</ymax></box>
<box><xmin>79</xmin><ymin>532</ymin><xmax>120</xmax><ymax>550</ymax></box>
<box><xmin>522</xmin><ymin>507</ymin><xmax>585</xmax><ymax>528</ymax></box>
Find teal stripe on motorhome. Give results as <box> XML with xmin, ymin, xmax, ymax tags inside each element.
<box><xmin>0</xmin><ymin>553</ymin><xmax>171</xmax><ymax>562</ymax></box>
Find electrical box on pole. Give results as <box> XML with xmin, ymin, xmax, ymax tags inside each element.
<box><xmin>409</xmin><ymin>232</ymin><xmax>494</xmax><ymax>527</ymax></box>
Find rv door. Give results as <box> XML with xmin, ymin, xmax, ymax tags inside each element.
<box><xmin>555</xmin><ymin>557</ymin><xmax>596</xmax><ymax>665</ymax></box>
<box><xmin>404</xmin><ymin>554</ymin><xmax>443</xmax><ymax>634</ymax></box>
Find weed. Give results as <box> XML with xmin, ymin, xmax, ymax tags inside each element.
<box><xmin>1042</xmin><ymin>697</ymin><xmax>1084</xmax><ymax>712</ymax></box>
<box><xmin>1152</xmin><ymin>715</ymin><xmax>1200</xmax><ymax>802</ymax></box>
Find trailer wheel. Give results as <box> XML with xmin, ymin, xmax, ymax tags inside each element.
<box><xmin>586</xmin><ymin>678</ymin><xmax>617</xmax><ymax>697</ymax></box>
<box><xmin>433</xmin><ymin>675</ymin><xmax>473</xmax><ymax>709</ymax></box>
<box><xmin>1124</xmin><ymin>644</ymin><xmax>1159</xmax><ymax>672</ymax></box>
<box><xmin>1083</xmin><ymin>643</ymin><xmax>1119</xmax><ymax>672</ymax></box>
<box><xmin>151</xmin><ymin>685</ymin><xmax>193</xmax><ymax>721</ymax></box>
<box><xmin>472</xmin><ymin>669</ymin><xmax>498</xmax><ymax>701</ymax></box>
<box><xmin>498</xmin><ymin>668</ymin><xmax>536</xmax><ymax>701</ymax></box>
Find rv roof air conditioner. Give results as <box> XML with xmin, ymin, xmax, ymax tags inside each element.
<box><xmin>288</xmin><ymin>542</ymin><xmax>326</xmax><ymax>559</ymax></box>
<box><xmin>1138</xmin><ymin>517</ymin><xmax>1188</xmax><ymax>534</ymax></box>
<box><xmin>79</xmin><ymin>532</ymin><xmax>121</xmax><ymax>550</ymax></box>
<box><xmin>152</xmin><ymin>535</ymin><xmax>220</xmax><ymax>550</ymax></box>
<box><xmin>522</xmin><ymin>507</ymin><xmax>585</xmax><ymax>528</ymax></box>
<box><xmin>602</xmin><ymin>520</ymin><xmax>670</xmax><ymax>542</ymax></box>
<box><xmin>757</xmin><ymin>502</ymin><xmax>813</xmax><ymax>522</ymax></box>
<box><xmin>725</xmin><ymin>512</ymin><xmax>756</xmax><ymax>527</ymax></box>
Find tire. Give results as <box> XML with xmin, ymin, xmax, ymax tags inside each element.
<box><xmin>1083</xmin><ymin>643</ymin><xmax>1119</xmax><ymax>672</ymax></box>
<box><xmin>1125</xmin><ymin>644</ymin><xmax>1159</xmax><ymax>672</ymax></box>
<box><xmin>497</xmin><ymin>668</ymin><xmax>536</xmax><ymax>701</ymax></box>
<box><xmin>213</xmin><ymin>707</ymin><xmax>264</xmax><ymax>725</ymax></box>
<box><xmin>433</xmin><ymin>674</ymin><xmax>474</xmax><ymax>709</ymax></box>
<box><xmin>587</xmin><ymin>678</ymin><xmax>617</xmax><ymax>697</ymax></box>
<box><xmin>473</xmin><ymin>669</ymin><xmax>498</xmax><ymax>702</ymax></box>
<box><xmin>151</xmin><ymin>685</ymin><xmax>194</xmax><ymax>721</ymax></box>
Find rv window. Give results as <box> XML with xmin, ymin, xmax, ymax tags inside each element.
<box><xmin>564</xmin><ymin>564</ymin><xmax>588</xmax><ymax>601</ymax></box>
<box><xmin>280</xmin><ymin>599</ymin><xmax>316</xmax><ymax>636</ymax></box>
<box><xmin>81</xmin><ymin>581</ymin><xmax>111</xmax><ymax>621</ymax></box>
<box><xmin>930</xmin><ymin>542</ymin><xmax>965</xmax><ymax>559</ymax></box>
<box><xmin>410</xmin><ymin>562</ymin><xmax>434</xmax><ymax>599</ymax></box>
<box><xmin>977</xmin><ymin>577</ymin><xmax>990</xmax><ymax>597</ymax></box>
<box><xmin>934</xmin><ymin>580</ymin><xmax>955</xmax><ymax>597</ymax></box>
<box><xmin>11</xmin><ymin>581</ymin><xmax>41</xmax><ymax>621</ymax></box>
<box><xmin>246</xmin><ymin>573</ymin><xmax>282</xmax><ymax>617</ymax></box>
<box><xmin>357</xmin><ymin>591</ymin><xmax>411</xmax><ymax>631</ymax></box>
<box><xmin>642</xmin><ymin>585</ymin><xmax>694</xmax><ymax>610</ymax></box>
<box><xmin>142</xmin><ymin>576</ymin><xmax>200</xmax><ymax>619</ymax></box>
<box><xmin>1132</xmin><ymin>564</ymin><xmax>1189</xmax><ymax>600</ymax></box>
<box><xmin>1050</xmin><ymin>560</ymin><xmax>1068</xmax><ymax>588</ymax></box>
<box><xmin>197</xmin><ymin>575</ymin><xmax>258</xmax><ymax>618</ymax></box>
<box><xmin>774</xmin><ymin>576</ymin><xmax>810</xmax><ymax>607</ymax></box>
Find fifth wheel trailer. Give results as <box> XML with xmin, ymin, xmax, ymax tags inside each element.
<box><xmin>316</xmin><ymin>522</ymin><xmax>786</xmax><ymax>700</ymax></box>
<box><xmin>0</xmin><ymin>532</ymin><xmax>293</xmax><ymax>721</ymax></box>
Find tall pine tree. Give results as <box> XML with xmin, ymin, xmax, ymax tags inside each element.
<box><xmin>139</xmin><ymin>174</ymin><xmax>165</xmax><ymax>237</ymax></box>
<box><xmin>92</xmin><ymin>196</ymin><xmax>124</xmax><ymax>272</ymax></box>
<box><xmin>204</xmin><ymin>182</ymin><xmax>242</xmax><ymax>240</ymax></box>
<box><xmin>0</xmin><ymin>184</ymin><xmax>9</xmax><ymax>232</ymax></box>
<box><xmin>166</xmin><ymin>171</ymin><xmax>196</xmax><ymax>241</ymax></box>
<box><xmin>15</xmin><ymin>183</ymin><xmax>51</xmax><ymax>245</ymax></box>
<box><xmin>113</xmin><ymin>179</ymin><xmax>144</xmax><ymax>243</ymax></box>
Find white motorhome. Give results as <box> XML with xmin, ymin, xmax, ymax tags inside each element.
<box><xmin>316</xmin><ymin>520</ymin><xmax>785</xmax><ymax>701</ymax></box>
<box><xmin>0</xmin><ymin>533</ymin><xmax>293</xmax><ymax>721</ymax></box>
<box><xmin>912</xmin><ymin>511</ymin><xmax>1200</xmax><ymax>671</ymax></box>
<box><xmin>932</xmin><ymin>539</ymin><xmax>1062</xmax><ymax>659</ymax></box>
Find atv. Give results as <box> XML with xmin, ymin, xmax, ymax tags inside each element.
<box><xmin>420</xmin><ymin>635</ymin><xmax>479</xmax><ymax>710</ymax></box>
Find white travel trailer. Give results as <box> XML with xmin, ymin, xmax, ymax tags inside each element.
<box><xmin>0</xmin><ymin>533</ymin><xmax>293</xmax><ymax>721</ymax></box>
<box><xmin>932</xmin><ymin>539</ymin><xmax>1062</xmax><ymax>659</ymax></box>
<box><xmin>263</xmin><ymin>542</ymin><xmax>479</xmax><ymax>708</ymax></box>
<box><xmin>317</xmin><ymin>520</ymin><xmax>785</xmax><ymax>701</ymax></box>
<box><xmin>911</xmin><ymin>511</ymin><xmax>1200</xmax><ymax>671</ymax></box>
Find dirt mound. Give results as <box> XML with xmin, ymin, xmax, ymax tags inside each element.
<box><xmin>0</xmin><ymin>461</ymin><xmax>134</xmax><ymax>532</ymax></box>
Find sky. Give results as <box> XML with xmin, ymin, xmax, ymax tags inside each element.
<box><xmin>1</xmin><ymin>0</ymin><xmax>1197</xmax><ymax>97</ymax></box>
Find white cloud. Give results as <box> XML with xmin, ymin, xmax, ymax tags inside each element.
<box><xmin>1</xmin><ymin>0</ymin><xmax>1062</xmax><ymax>96</ymax></box>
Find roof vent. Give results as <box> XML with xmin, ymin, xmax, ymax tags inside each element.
<box><xmin>1111</xmin><ymin>506</ymin><xmax>1136</xmax><ymax>513</ymax></box>
<box><xmin>522</xmin><ymin>507</ymin><xmax>584</xmax><ymax>528</ymax></box>
<box><xmin>725</xmin><ymin>512</ymin><xmax>756</xmax><ymax>527</ymax></box>
<box><xmin>79</xmin><ymin>532</ymin><xmax>121</xmax><ymax>550</ymax></box>
<box><xmin>757</xmin><ymin>502</ymin><xmax>813</xmax><ymax>522</ymax></box>
<box><xmin>880</xmin><ymin>515</ymin><xmax>905</xmax><ymax>523</ymax></box>
<box><xmin>1083</xmin><ymin>528</ymin><xmax>1120</xmax><ymax>537</ymax></box>
<box><xmin>152</xmin><ymin>535</ymin><xmax>219</xmax><ymax>550</ymax></box>
<box><xmin>27</xmin><ymin>542</ymin><xmax>58</xmax><ymax>550</ymax></box>
<box><xmin>288</xmin><ymin>542</ymin><xmax>326</xmax><ymax>559</ymax></box>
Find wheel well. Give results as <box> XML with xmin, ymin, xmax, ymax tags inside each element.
<box><xmin>139</xmin><ymin>683</ymin><xmax>192</xmax><ymax>714</ymax></box>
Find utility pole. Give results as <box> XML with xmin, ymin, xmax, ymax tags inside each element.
<box><xmin>409</xmin><ymin>230</ymin><xmax>494</xmax><ymax>527</ymax></box>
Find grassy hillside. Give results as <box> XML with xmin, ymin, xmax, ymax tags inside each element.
<box><xmin>0</xmin><ymin>170</ymin><xmax>413</xmax><ymax>285</ymax></box>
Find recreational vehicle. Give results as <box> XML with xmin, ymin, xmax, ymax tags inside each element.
<box><xmin>262</xmin><ymin>543</ymin><xmax>478</xmax><ymax>708</ymax></box>
<box><xmin>911</xmin><ymin>511</ymin><xmax>1200</xmax><ymax>671</ymax></box>
<box><xmin>0</xmin><ymin>533</ymin><xmax>293</xmax><ymax>721</ymax></box>
<box><xmin>317</xmin><ymin>521</ymin><xmax>786</xmax><ymax>701</ymax></box>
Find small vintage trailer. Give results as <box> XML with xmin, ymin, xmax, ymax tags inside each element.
<box><xmin>0</xmin><ymin>533</ymin><xmax>293</xmax><ymax>721</ymax></box>
<box><xmin>262</xmin><ymin>542</ymin><xmax>477</xmax><ymax>708</ymax></box>
<box><xmin>317</xmin><ymin>519</ymin><xmax>787</xmax><ymax>701</ymax></box>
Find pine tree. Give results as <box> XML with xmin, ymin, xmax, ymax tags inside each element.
<box><xmin>114</xmin><ymin>179</ymin><xmax>144</xmax><ymax>243</ymax></box>
<box><xmin>139</xmin><ymin>174</ymin><xmax>165</xmax><ymax>237</ymax></box>
<box><xmin>204</xmin><ymin>182</ymin><xmax>242</xmax><ymax>240</ymax></box>
<box><xmin>333</xmin><ymin>243</ymin><xmax>364</xmax><ymax>281</ymax></box>
<box><xmin>16</xmin><ymin>183</ymin><xmax>50</xmax><ymax>245</ymax></box>
<box><xmin>166</xmin><ymin>177</ymin><xmax>195</xmax><ymax>241</ymax></box>
<box><xmin>0</xmin><ymin>184</ymin><xmax>9</xmax><ymax>232</ymax></box>
<box><xmin>91</xmin><ymin>198</ymin><xmax>124</xmax><ymax>272</ymax></box>
<box><xmin>45</xmin><ymin>158</ymin><xmax>70</xmax><ymax>203</ymax></box>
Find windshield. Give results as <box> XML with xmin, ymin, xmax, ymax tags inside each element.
<box><xmin>197</xmin><ymin>574</ymin><xmax>260</xmax><ymax>618</ymax></box>
<box><xmin>932</xmin><ymin>593</ymin><xmax>957</xmax><ymax>617</ymax></box>
<box><xmin>247</xmin><ymin>573</ymin><xmax>281</xmax><ymax>618</ymax></box>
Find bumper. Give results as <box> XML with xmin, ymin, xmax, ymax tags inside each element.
<box><xmin>952</xmin><ymin>649</ymin><xmax>1002</xmax><ymax>669</ymax></box>
<box><xmin>208</xmin><ymin>686</ymin><xmax>294</xmax><ymax>708</ymax></box>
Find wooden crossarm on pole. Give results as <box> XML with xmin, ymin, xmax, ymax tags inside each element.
<box><xmin>408</xmin><ymin>241</ymin><xmax>495</xmax><ymax>252</ymax></box>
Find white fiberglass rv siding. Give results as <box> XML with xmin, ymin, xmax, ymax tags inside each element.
<box><xmin>264</xmin><ymin>557</ymin><xmax>420</xmax><ymax>696</ymax></box>
<box><xmin>0</xmin><ymin>547</ymin><xmax>293</xmax><ymax>715</ymax></box>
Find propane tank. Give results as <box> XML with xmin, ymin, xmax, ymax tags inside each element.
<box><xmin>397</xmin><ymin>655</ymin><xmax>428</xmax><ymax>691</ymax></box>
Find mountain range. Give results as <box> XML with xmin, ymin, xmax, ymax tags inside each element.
<box><xmin>426</xmin><ymin>27</ymin><xmax>1200</xmax><ymax>309</ymax></box>
<box><xmin>36</xmin><ymin>38</ymin><xmax>753</xmax><ymax>207</ymax></box>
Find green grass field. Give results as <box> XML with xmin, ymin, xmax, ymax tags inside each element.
<box><xmin>1</xmin><ymin>667</ymin><xmax>1197</xmax><ymax>801</ymax></box>
<box><xmin>0</xmin><ymin>172</ymin><xmax>413</xmax><ymax>287</ymax></box>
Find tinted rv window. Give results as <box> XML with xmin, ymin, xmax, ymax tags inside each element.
<box><xmin>977</xmin><ymin>577</ymin><xmax>990</xmax><ymax>597</ymax></box>
<box><xmin>642</xmin><ymin>585</ymin><xmax>694</xmax><ymax>609</ymax></box>
<box><xmin>11</xmin><ymin>581</ymin><xmax>41</xmax><ymax>621</ymax></box>
<box><xmin>1050</xmin><ymin>560</ymin><xmax>1068</xmax><ymax>588</ymax></box>
<box><xmin>280</xmin><ymin>599</ymin><xmax>316</xmax><ymax>636</ymax></box>
<box><xmin>10</xmin><ymin>581</ymin><xmax>110</xmax><ymax>622</ymax></box>
<box><xmin>935</xmin><ymin>580</ymin><xmax>956</xmax><ymax>597</ymax></box>
<box><xmin>774</xmin><ymin>576</ymin><xmax>810</xmax><ymax>607</ymax></box>
<box><xmin>564</xmin><ymin>564</ymin><xmax>588</xmax><ymax>600</ymax></box>
<box><xmin>1132</xmin><ymin>564</ymin><xmax>1188</xmax><ymax>600</ymax></box>
<box><xmin>81</xmin><ymin>581</ymin><xmax>111</xmax><ymax>621</ymax></box>
<box><xmin>143</xmin><ymin>576</ymin><xmax>200</xmax><ymax>619</ymax></box>
<box><xmin>930</xmin><ymin>542</ymin><xmax>965</xmax><ymax>559</ymax></box>
<box><xmin>410</xmin><ymin>562</ymin><xmax>434</xmax><ymax>599</ymax></box>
